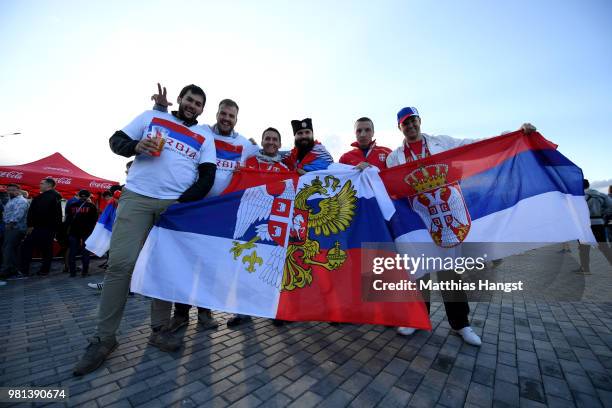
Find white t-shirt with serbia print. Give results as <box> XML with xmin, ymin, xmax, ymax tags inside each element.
<box><xmin>196</xmin><ymin>124</ymin><xmax>259</xmax><ymax>197</ymax></box>
<box><xmin>122</xmin><ymin>110</ymin><xmax>216</xmax><ymax>199</ymax></box>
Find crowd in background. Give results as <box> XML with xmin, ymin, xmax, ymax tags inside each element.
<box><xmin>0</xmin><ymin>178</ymin><xmax>122</xmax><ymax>286</ymax></box>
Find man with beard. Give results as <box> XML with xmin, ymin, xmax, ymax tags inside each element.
<box><xmin>339</xmin><ymin>117</ymin><xmax>391</xmax><ymax>170</ymax></box>
<box><xmin>74</xmin><ymin>84</ymin><xmax>216</xmax><ymax>376</ymax></box>
<box><xmin>283</xmin><ymin>118</ymin><xmax>333</xmax><ymax>174</ymax></box>
<box><xmin>387</xmin><ymin>106</ymin><xmax>536</xmax><ymax>346</ymax></box>
<box><xmin>152</xmin><ymin>92</ymin><xmax>259</xmax><ymax>332</ymax></box>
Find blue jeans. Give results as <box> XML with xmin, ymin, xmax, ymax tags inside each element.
<box><xmin>69</xmin><ymin>235</ymin><xmax>90</xmax><ymax>276</ymax></box>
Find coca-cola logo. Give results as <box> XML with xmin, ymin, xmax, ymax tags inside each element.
<box><xmin>0</xmin><ymin>171</ymin><xmax>23</xmax><ymax>179</ymax></box>
<box><xmin>89</xmin><ymin>181</ymin><xmax>113</xmax><ymax>189</ymax></box>
<box><xmin>43</xmin><ymin>166</ymin><xmax>70</xmax><ymax>173</ymax></box>
<box><xmin>47</xmin><ymin>176</ymin><xmax>72</xmax><ymax>185</ymax></box>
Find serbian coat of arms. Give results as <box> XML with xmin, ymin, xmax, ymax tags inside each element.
<box><xmin>230</xmin><ymin>175</ymin><xmax>357</xmax><ymax>291</ymax></box>
<box><xmin>403</xmin><ymin>164</ymin><xmax>471</xmax><ymax>247</ymax></box>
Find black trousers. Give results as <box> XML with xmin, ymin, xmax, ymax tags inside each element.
<box><xmin>174</xmin><ymin>303</ymin><xmax>210</xmax><ymax>317</ymax></box>
<box><xmin>68</xmin><ymin>235</ymin><xmax>90</xmax><ymax>276</ymax></box>
<box><xmin>21</xmin><ymin>228</ymin><xmax>55</xmax><ymax>275</ymax></box>
<box><xmin>579</xmin><ymin>224</ymin><xmax>612</xmax><ymax>271</ymax></box>
<box><xmin>419</xmin><ymin>269</ymin><xmax>470</xmax><ymax>330</ymax></box>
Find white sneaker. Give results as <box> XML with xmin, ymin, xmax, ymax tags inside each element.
<box><xmin>457</xmin><ymin>326</ymin><xmax>482</xmax><ymax>346</ymax></box>
<box><xmin>0</xmin><ymin>280</ymin><xmax>6</xmax><ymax>287</ymax></box>
<box><xmin>397</xmin><ymin>326</ymin><xmax>417</xmax><ymax>336</ymax></box>
<box><xmin>88</xmin><ymin>282</ymin><xmax>104</xmax><ymax>290</ymax></box>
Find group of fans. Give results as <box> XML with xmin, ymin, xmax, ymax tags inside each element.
<box><xmin>3</xmin><ymin>82</ymin><xmax>607</xmax><ymax>380</ymax></box>
<box><xmin>66</xmin><ymin>82</ymin><xmax>545</xmax><ymax>377</ymax></box>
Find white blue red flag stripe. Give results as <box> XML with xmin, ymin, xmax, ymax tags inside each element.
<box><xmin>149</xmin><ymin>117</ymin><xmax>204</xmax><ymax>150</ymax></box>
<box><xmin>215</xmin><ymin>139</ymin><xmax>243</xmax><ymax>161</ymax></box>
<box><xmin>85</xmin><ymin>202</ymin><xmax>118</xmax><ymax>257</ymax></box>
<box><xmin>380</xmin><ymin>131</ymin><xmax>595</xmax><ymax>277</ymax></box>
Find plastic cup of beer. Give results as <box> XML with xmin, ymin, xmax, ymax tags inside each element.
<box><xmin>150</xmin><ymin>126</ymin><xmax>168</xmax><ymax>157</ymax></box>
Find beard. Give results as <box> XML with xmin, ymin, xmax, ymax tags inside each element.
<box><xmin>295</xmin><ymin>138</ymin><xmax>315</xmax><ymax>159</ymax></box>
<box><xmin>216</xmin><ymin>122</ymin><xmax>234</xmax><ymax>136</ymax></box>
<box><xmin>177</xmin><ymin>104</ymin><xmax>197</xmax><ymax>123</ymax></box>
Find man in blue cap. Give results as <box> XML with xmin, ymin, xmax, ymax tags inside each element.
<box><xmin>388</xmin><ymin>106</ymin><xmax>536</xmax><ymax>346</ymax></box>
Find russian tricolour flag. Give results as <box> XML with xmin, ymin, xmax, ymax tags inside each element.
<box><xmin>131</xmin><ymin>164</ymin><xmax>431</xmax><ymax>328</ymax></box>
<box><xmin>380</xmin><ymin>131</ymin><xmax>595</xmax><ymax>278</ymax></box>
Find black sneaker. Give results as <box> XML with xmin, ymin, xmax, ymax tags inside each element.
<box><xmin>148</xmin><ymin>327</ymin><xmax>182</xmax><ymax>352</ymax></box>
<box><xmin>167</xmin><ymin>315</ymin><xmax>189</xmax><ymax>333</ymax></box>
<box><xmin>197</xmin><ymin>311</ymin><xmax>220</xmax><ymax>330</ymax></box>
<box><xmin>73</xmin><ymin>337</ymin><xmax>118</xmax><ymax>376</ymax></box>
<box><xmin>272</xmin><ymin>319</ymin><xmax>286</xmax><ymax>327</ymax></box>
<box><xmin>227</xmin><ymin>315</ymin><xmax>252</xmax><ymax>328</ymax></box>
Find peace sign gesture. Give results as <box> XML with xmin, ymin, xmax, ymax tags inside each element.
<box><xmin>150</xmin><ymin>83</ymin><xmax>173</xmax><ymax>107</ymax></box>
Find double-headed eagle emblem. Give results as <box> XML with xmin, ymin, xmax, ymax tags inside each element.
<box><xmin>230</xmin><ymin>175</ymin><xmax>357</xmax><ymax>291</ymax></box>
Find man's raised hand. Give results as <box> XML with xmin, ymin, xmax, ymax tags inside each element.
<box><xmin>150</xmin><ymin>83</ymin><xmax>173</xmax><ymax>107</ymax></box>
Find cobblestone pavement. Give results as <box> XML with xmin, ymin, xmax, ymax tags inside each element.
<box><xmin>1</xmin><ymin>243</ymin><xmax>612</xmax><ymax>407</ymax></box>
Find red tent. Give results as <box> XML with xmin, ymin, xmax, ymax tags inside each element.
<box><xmin>0</xmin><ymin>152</ymin><xmax>119</xmax><ymax>202</ymax></box>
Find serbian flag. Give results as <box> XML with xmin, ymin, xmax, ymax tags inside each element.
<box><xmin>222</xmin><ymin>167</ymin><xmax>297</xmax><ymax>194</ymax></box>
<box><xmin>380</xmin><ymin>131</ymin><xmax>595</xmax><ymax>278</ymax></box>
<box><xmin>85</xmin><ymin>194</ymin><xmax>120</xmax><ymax>257</ymax></box>
<box><xmin>131</xmin><ymin>164</ymin><xmax>430</xmax><ymax>328</ymax></box>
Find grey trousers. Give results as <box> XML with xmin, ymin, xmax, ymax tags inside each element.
<box><xmin>95</xmin><ymin>188</ymin><xmax>176</xmax><ymax>341</ymax></box>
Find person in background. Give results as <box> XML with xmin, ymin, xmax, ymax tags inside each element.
<box><xmin>576</xmin><ymin>179</ymin><xmax>612</xmax><ymax>273</ymax></box>
<box><xmin>99</xmin><ymin>191</ymin><xmax>113</xmax><ymax>213</ymax></box>
<box><xmin>61</xmin><ymin>192</ymin><xmax>81</xmax><ymax>274</ymax></box>
<box><xmin>1</xmin><ymin>184</ymin><xmax>29</xmax><ymax>279</ymax></box>
<box><xmin>64</xmin><ymin>190</ymin><xmax>98</xmax><ymax>277</ymax></box>
<box><xmin>607</xmin><ymin>185</ymin><xmax>612</xmax><ymax>242</ymax></box>
<box><xmin>21</xmin><ymin>178</ymin><xmax>62</xmax><ymax>277</ymax></box>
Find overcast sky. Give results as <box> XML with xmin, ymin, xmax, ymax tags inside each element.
<box><xmin>1</xmin><ymin>0</ymin><xmax>610</xmax><ymax>188</ymax></box>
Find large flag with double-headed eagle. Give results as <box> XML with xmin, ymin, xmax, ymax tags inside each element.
<box><xmin>131</xmin><ymin>164</ymin><xmax>431</xmax><ymax>328</ymax></box>
<box><xmin>380</xmin><ymin>131</ymin><xmax>595</xmax><ymax>278</ymax></box>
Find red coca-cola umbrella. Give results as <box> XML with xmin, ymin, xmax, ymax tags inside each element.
<box><xmin>0</xmin><ymin>152</ymin><xmax>119</xmax><ymax>201</ymax></box>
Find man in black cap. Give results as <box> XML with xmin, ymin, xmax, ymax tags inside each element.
<box><xmin>64</xmin><ymin>189</ymin><xmax>98</xmax><ymax>277</ymax></box>
<box><xmin>282</xmin><ymin>118</ymin><xmax>333</xmax><ymax>174</ymax></box>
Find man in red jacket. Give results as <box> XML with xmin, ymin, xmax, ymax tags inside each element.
<box><xmin>243</xmin><ymin>127</ymin><xmax>289</xmax><ymax>172</ymax></box>
<box><xmin>339</xmin><ymin>117</ymin><xmax>391</xmax><ymax>170</ymax></box>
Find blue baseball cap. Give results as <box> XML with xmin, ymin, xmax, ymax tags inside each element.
<box><xmin>397</xmin><ymin>107</ymin><xmax>420</xmax><ymax>124</ymax></box>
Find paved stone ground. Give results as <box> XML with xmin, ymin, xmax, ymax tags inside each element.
<box><xmin>1</xmin><ymin>243</ymin><xmax>612</xmax><ymax>407</ymax></box>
